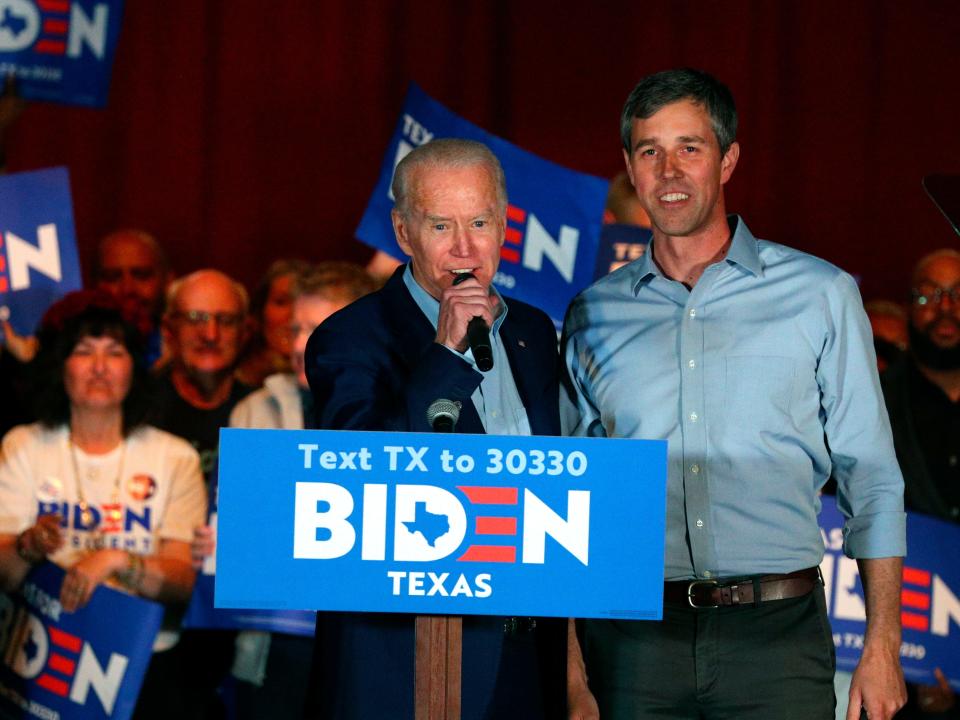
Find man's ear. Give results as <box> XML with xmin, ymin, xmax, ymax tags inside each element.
<box><xmin>392</xmin><ymin>209</ymin><xmax>413</xmax><ymax>257</ymax></box>
<box><xmin>720</xmin><ymin>141</ymin><xmax>740</xmax><ymax>185</ymax></box>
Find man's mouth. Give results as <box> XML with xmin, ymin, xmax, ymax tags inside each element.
<box><xmin>660</xmin><ymin>192</ymin><xmax>690</xmax><ymax>203</ymax></box>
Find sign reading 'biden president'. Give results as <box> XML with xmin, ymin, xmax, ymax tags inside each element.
<box><xmin>215</xmin><ymin>429</ymin><xmax>667</xmax><ymax>620</ymax></box>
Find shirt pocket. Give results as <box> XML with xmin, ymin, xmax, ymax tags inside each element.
<box><xmin>723</xmin><ymin>355</ymin><xmax>795</xmax><ymax>423</ymax></box>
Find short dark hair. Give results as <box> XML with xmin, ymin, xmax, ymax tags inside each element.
<box><xmin>33</xmin><ymin>291</ymin><xmax>152</xmax><ymax>434</ymax></box>
<box><xmin>621</xmin><ymin>68</ymin><xmax>737</xmax><ymax>155</ymax></box>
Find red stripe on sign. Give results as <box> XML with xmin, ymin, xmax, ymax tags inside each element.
<box><xmin>504</xmin><ymin>227</ymin><xmax>522</xmax><ymax>245</ymax></box>
<box><xmin>506</xmin><ymin>205</ymin><xmax>526</xmax><ymax>223</ymax></box>
<box><xmin>476</xmin><ymin>517</ymin><xmax>517</xmax><ymax>535</ymax></box>
<box><xmin>902</xmin><ymin>567</ymin><xmax>931</xmax><ymax>587</ymax></box>
<box><xmin>37</xmin><ymin>0</ymin><xmax>70</xmax><ymax>11</ymax></box>
<box><xmin>457</xmin><ymin>486</ymin><xmax>518</xmax><ymax>505</ymax></box>
<box><xmin>0</xmin><ymin>254</ymin><xmax>6</xmax><ymax>271</ymax></box>
<box><xmin>901</xmin><ymin>589</ymin><xmax>931</xmax><ymax>610</ymax></box>
<box><xmin>43</xmin><ymin>19</ymin><xmax>69</xmax><ymax>34</ymax></box>
<box><xmin>500</xmin><ymin>248</ymin><xmax>520</xmax><ymax>264</ymax></box>
<box><xmin>0</xmin><ymin>277</ymin><xmax>7</xmax><ymax>293</ymax></box>
<box><xmin>47</xmin><ymin>652</ymin><xmax>76</xmax><ymax>676</ymax></box>
<box><xmin>37</xmin><ymin>673</ymin><xmax>69</xmax><ymax>697</ymax></box>
<box><xmin>901</xmin><ymin>612</ymin><xmax>929</xmax><ymax>632</ymax></box>
<box><xmin>457</xmin><ymin>545</ymin><xmax>516</xmax><ymax>563</ymax></box>
<box><xmin>49</xmin><ymin>626</ymin><xmax>82</xmax><ymax>652</ymax></box>
<box><xmin>34</xmin><ymin>40</ymin><xmax>67</xmax><ymax>55</ymax></box>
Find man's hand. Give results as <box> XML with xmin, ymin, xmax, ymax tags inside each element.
<box><xmin>435</xmin><ymin>275</ymin><xmax>498</xmax><ymax>354</ymax></box>
<box><xmin>847</xmin><ymin>557</ymin><xmax>907</xmax><ymax>720</ymax></box>
<box><xmin>190</xmin><ymin>525</ymin><xmax>215</xmax><ymax>570</ymax></box>
<box><xmin>17</xmin><ymin>514</ymin><xmax>64</xmax><ymax>562</ymax></box>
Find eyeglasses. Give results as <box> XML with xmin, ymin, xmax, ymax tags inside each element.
<box><xmin>911</xmin><ymin>285</ymin><xmax>960</xmax><ymax>307</ymax></box>
<box><xmin>171</xmin><ymin>310</ymin><xmax>244</xmax><ymax>328</ymax></box>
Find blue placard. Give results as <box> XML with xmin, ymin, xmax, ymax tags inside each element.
<box><xmin>215</xmin><ymin>429</ymin><xmax>667</xmax><ymax>620</ymax></box>
<box><xmin>355</xmin><ymin>83</ymin><xmax>609</xmax><ymax>328</ymax></box>
<box><xmin>183</xmin><ymin>468</ymin><xmax>316</xmax><ymax>636</ymax></box>
<box><xmin>0</xmin><ymin>0</ymin><xmax>124</xmax><ymax>107</ymax></box>
<box><xmin>592</xmin><ymin>223</ymin><xmax>652</xmax><ymax>279</ymax></box>
<box><xmin>819</xmin><ymin>495</ymin><xmax>960</xmax><ymax>688</ymax></box>
<box><xmin>0</xmin><ymin>167</ymin><xmax>82</xmax><ymax>338</ymax></box>
<box><xmin>0</xmin><ymin>562</ymin><xmax>162</xmax><ymax>720</ymax></box>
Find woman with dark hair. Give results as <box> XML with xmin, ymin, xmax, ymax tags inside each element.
<box><xmin>0</xmin><ymin>289</ymin><xmax>207</xmax><ymax>718</ymax></box>
<box><xmin>235</xmin><ymin>258</ymin><xmax>312</xmax><ymax>387</ymax></box>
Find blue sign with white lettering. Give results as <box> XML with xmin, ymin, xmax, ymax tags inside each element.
<box><xmin>0</xmin><ymin>562</ymin><xmax>162</xmax><ymax>720</ymax></box>
<box><xmin>819</xmin><ymin>495</ymin><xmax>960</xmax><ymax>688</ymax></box>
<box><xmin>0</xmin><ymin>0</ymin><xmax>125</xmax><ymax>107</ymax></box>
<box><xmin>184</xmin><ymin>470</ymin><xmax>316</xmax><ymax>636</ymax></box>
<box><xmin>215</xmin><ymin>429</ymin><xmax>667</xmax><ymax>620</ymax></box>
<box><xmin>355</xmin><ymin>84</ymin><xmax>609</xmax><ymax>327</ymax></box>
<box><xmin>0</xmin><ymin>167</ymin><xmax>82</xmax><ymax>339</ymax></box>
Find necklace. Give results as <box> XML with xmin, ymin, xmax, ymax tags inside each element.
<box><xmin>68</xmin><ymin>434</ymin><xmax>126</xmax><ymax>537</ymax></box>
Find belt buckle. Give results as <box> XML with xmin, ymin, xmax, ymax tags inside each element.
<box><xmin>687</xmin><ymin>579</ymin><xmax>720</xmax><ymax>609</ymax></box>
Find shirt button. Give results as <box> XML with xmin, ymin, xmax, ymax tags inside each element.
<box><xmin>696</xmin><ymin>519</ymin><xmax>704</xmax><ymax>528</ymax></box>
<box><xmin>689</xmin><ymin>308</ymin><xmax>697</xmax><ymax>318</ymax></box>
<box><xmin>703</xmin><ymin>570</ymin><xmax>712</xmax><ymax>578</ymax></box>
<box><xmin>691</xmin><ymin>464</ymin><xmax>700</xmax><ymax>474</ymax></box>
<box><xmin>689</xmin><ymin>412</ymin><xmax>698</xmax><ymax>422</ymax></box>
<box><xmin>492</xmin><ymin>410</ymin><xmax>499</xmax><ymax>418</ymax></box>
<box><xmin>688</xmin><ymin>359</ymin><xmax>696</xmax><ymax>368</ymax></box>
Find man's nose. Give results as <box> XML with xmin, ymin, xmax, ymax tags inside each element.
<box><xmin>199</xmin><ymin>316</ymin><xmax>221</xmax><ymax>340</ymax></box>
<box><xmin>660</xmin><ymin>152</ymin><xmax>682</xmax><ymax>179</ymax></box>
<box><xmin>451</xmin><ymin>227</ymin><xmax>472</xmax><ymax>256</ymax></box>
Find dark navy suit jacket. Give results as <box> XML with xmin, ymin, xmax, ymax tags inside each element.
<box><xmin>303</xmin><ymin>266</ymin><xmax>565</xmax><ymax>719</ymax></box>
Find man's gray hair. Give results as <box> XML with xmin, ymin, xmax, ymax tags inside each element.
<box><xmin>391</xmin><ymin>138</ymin><xmax>507</xmax><ymax>218</ymax></box>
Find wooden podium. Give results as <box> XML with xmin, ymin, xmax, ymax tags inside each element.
<box><xmin>415</xmin><ymin>615</ymin><xmax>462</xmax><ymax>720</ymax></box>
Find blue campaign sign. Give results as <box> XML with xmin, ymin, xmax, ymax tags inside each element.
<box><xmin>819</xmin><ymin>495</ymin><xmax>960</xmax><ymax>688</ymax></box>
<box><xmin>592</xmin><ymin>223</ymin><xmax>652</xmax><ymax>280</ymax></box>
<box><xmin>0</xmin><ymin>562</ymin><xmax>162</xmax><ymax>720</ymax></box>
<box><xmin>0</xmin><ymin>0</ymin><xmax>125</xmax><ymax>107</ymax></box>
<box><xmin>355</xmin><ymin>83</ymin><xmax>609</xmax><ymax>328</ymax></box>
<box><xmin>216</xmin><ymin>429</ymin><xmax>667</xmax><ymax>620</ymax></box>
<box><xmin>184</xmin><ymin>468</ymin><xmax>317</xmax><ymax>636</ymax></box>
<box><xmin>0</xmin><ymin>167</ymin><xmax>82</xmax><ymax>338</ymax></box>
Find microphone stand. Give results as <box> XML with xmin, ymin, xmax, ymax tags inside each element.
<box><xmin>415</xmin><ymin>401</ymin><xmax>463</xmax><ymax>720</ymax></box>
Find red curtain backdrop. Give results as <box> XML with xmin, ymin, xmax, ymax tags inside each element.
<box><xmin>8</xmin><ymin>0</ymin><xmax>959</xmax><ymax>302</ymax></box>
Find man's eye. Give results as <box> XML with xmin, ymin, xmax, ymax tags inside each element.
<box><xmin>132</xmin><ymin>269</ymin><xmax>156</xmax><ymax>281</ymax></box>
<box><xmin>640</xmin><ymin>148</ymin><xmax>656</xmax><ymax>157</ymax></box>
<box><xmin>473</xmin><ymin>220</ymin><xmax>487</xmax><ymax>228</ymax></box>
<box><xmin>683</xmin><ymin>146</ymin><xmax>698</xmax><ymax>153</ymax></box>
<box><xmin>433</xmin><ymin>224</ymin><xmax>447</xmax><ymax>231</ymax></box>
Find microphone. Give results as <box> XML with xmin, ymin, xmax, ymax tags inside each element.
<box><xmin>451</xmin><ymin>273</ymin><xmax>494</xmax><ymax>372</ymax></box>
<box><xmin>427</xmin><ymin>399</ymin><xmax>460</xmax><ymax>433</ymax></box>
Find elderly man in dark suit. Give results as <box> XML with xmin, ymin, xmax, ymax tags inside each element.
<box><xmin>303</xmin><ymin>138</ymin><xmax>566</xmax><ymax>719</ymax></box>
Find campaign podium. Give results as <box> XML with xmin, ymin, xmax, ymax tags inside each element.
<box><xmin>214</xmin><ymin>428</ymin><xmax>668</xmax><ymax>717</ymax></box>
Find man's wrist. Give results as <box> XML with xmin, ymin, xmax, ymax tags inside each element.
<box><xmin>15</xmin><ymin>530</ymin><xmax>43</xmax><ymax>564</ymax></box>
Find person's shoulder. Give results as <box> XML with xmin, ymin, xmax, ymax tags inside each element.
<box><xmin>1</xmin><ymin>422</ymin><xmax>56</xmax><ymax>452</ymax></box>
<box><xmin>502</xmin><ymin>295</ymin><xmax>554</xmax><ymax>329</ymax></box>
<box><xmin>128</xmin><ymin>425</ymin><xmax>200</xmax><ymax>460</ymax></box>
<box><xmin>756</xmin><ymin>239</ymin><xmax>850</xmax><ymax>285</ymax></box>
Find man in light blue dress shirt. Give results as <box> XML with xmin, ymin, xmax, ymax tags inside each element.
<box><xmin>562</xmin><ymin>69</ymin><xmax>907</xmax><ymax>720</ymax></box>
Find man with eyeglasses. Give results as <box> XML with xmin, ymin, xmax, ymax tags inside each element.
<box><xmin>882</xmin><ymin>248</ymin><xmax>960</xmax><ymax>717</ymax></box>
<box><xmin>562</xmin><ymin>68</ymin><xmax>906</xmax><ymax>720</ymax></box>
<box><xmin>153</xmin><ymin>268</ymin><xmax>254</xmax><ymax>719</ymax></box>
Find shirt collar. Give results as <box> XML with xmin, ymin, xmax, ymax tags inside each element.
<box><xmin>403</xmin><ymin>263</ymin><xmax>507</xmax><ymax>333</ymax></box>
<box><xmin>630</xmin><ymin>214</ymin><xmax>761</xmax><ymax>295</ymax></box>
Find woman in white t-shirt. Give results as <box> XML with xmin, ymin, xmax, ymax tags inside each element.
<box><xmin>0</xmin><ymin>290</ymin><xmax>206</xmax><ymax>718</ymax></box>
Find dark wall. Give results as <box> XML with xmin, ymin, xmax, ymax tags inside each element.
<box><xmin>8</xmin><ymin>0</ymin><xmax>959</xmax><ymax>302</ymax></box>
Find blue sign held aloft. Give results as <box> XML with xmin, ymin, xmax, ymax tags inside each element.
<box><xmin>0</xmin><ymin>167</ymin><xmax>82</xmax><ymax>338</ymax></box>
<box><xmin>0</xmin><ymin>0</ymin><xmax>125</xmax><ymax>107</ymax></box>
<box><xmin>355</xmin><ymin>84</ymin><xmax>609</xmax><ymax>328</ymax></box>
<box><xmin>215</xmin><ymin>428</ymin><xmax>667</xmax><ymax>620</ymax></box>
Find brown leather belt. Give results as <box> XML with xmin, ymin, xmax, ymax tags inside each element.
<box><xmin>663</xmin><ymin>567</ymin><xmax>821</xmax><ymax>609</ymax></box>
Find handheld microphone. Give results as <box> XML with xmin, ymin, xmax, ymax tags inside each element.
<box><xmin>427</xmin><ymin>398</ymin><xmax>460</xmax><ymax>433</ymax></box>
<box><xmin>451</xmin><ymin>273</ymin><xmax>494</xmax><ymax>372</ymax></box>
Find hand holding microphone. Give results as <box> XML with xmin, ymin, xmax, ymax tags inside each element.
<box><xmin>436</xmin><ymin>272</ymin><xmax>495</xmax><ymax>371</ymax></box>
